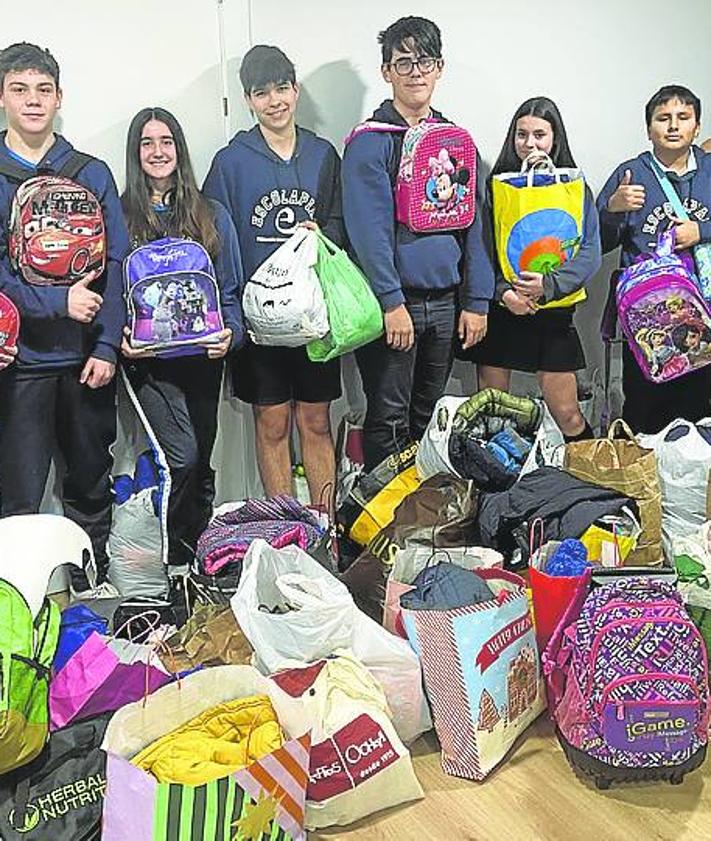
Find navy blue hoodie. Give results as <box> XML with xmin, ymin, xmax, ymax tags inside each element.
<box><xmin>0</xmin><ymin>133</ymin><xmax>129</xmax><ymax>370</ymax></box>
<box><xmin>202</xmin><ymin>126</ymin><xmax>343</xmax><ymax>279</ymax></box>
<box><xmin>341</xmin><ymin>100</ymin><xmax>495</xmax><ymax>313</ymax></box>
<box><xmin>597</xmin><ymin>146</ymin><xmax>711</xmax><ymax>266</ymax></box>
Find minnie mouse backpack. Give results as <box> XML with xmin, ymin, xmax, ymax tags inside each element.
<box><xmin>345</xmin><ymin>120</ymin><xmax>476</xmax><ymax>233</ymax></box>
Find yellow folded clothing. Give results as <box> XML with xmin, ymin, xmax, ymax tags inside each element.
<box><xmin>131</xmin><ymin>694</ymin><xmax>284</xmax><ymax>786</ymax></box>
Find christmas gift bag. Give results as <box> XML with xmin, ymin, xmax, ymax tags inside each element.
<box><xmin>401</xmin><ymin>568</ymin><xmax>544</xmax><ymax>780</ymax></box>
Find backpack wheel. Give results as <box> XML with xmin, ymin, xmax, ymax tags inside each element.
<box><xmin>594</xmin><ymin>777</ymin><xmax>611</xmax><ymax>790</ymax></box>
<box><xmin>669</xmin><ymin>772</ymin><xmax>685</xmax><ymax>785</ymax></box>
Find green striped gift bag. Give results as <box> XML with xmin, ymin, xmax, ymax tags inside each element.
<box><xmin>101</xmin><ymin>666</ymin><xmax>310</xmax><ymax>841</ymax></box>
<box><xmin>103</xmin><ymin>733</ymin><xmax>310</xmax><ymax>841</ymax></box>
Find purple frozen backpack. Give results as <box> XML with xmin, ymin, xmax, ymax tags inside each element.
<box><xmin>544</xmin><ymin>577</ymin><xmax>709</xmax><ymax>788</ymax></box>
<box><xmin>125</xmin><ymin>237</ymin><xmax>224</xmax><ymax>356</ymax></box>
<box><xmin>616</xmin><ymin>230</ymin><xmax>711</xmax><ymax>383</ymax></box>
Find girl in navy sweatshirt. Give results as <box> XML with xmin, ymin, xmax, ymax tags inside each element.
<box><xmin>121</xmin><ymin>106</ymin><xmax>244</xmax><ymax>569</ymax></box>
<box><xmin>465</xmin><ymin>96</ymin><xmax>601</xmax><ymax>441</ymax></box>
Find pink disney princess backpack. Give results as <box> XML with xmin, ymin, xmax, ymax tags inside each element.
<box><xmin>346</xmin><ymin>120</ymin><xmax>477</xmax><ymax>233</ymax></box>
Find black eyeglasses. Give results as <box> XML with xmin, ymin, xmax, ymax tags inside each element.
<box><xmin>389</xmin><ymin>56</ymin><xmax>440</xmax><ymax>77</ymax></box>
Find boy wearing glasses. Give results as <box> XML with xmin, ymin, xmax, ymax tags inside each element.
<box><xmin>342</xmin><ymin>16</ymin><xmax>494</xmax><ymax>470</ymax></box>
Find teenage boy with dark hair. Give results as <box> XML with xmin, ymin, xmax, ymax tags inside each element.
<box><xmin>0</xmin><ymin>42</ymin><xmax>129</xmax><ymax>578</ymax></box>
<box><xmin>342</xmin><ymin>16</ymin><xmax>495</xmax><ymax>470</ymax></box>
<box><xmin>598</xmin><ymin>84</ymin><xmax>711</xmax><ymax>433</ymax></box>
<box><xmin>204</xmin><ymin>44</ymin><xmax>343</xmax><ymax>505</ymax></box>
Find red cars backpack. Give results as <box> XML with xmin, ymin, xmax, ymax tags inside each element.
<box><xmin>0</xmin><ymin>153</ymin><xmax>106</xmax><ymax>287</ymax></box>
<box><xmin>345</xmin><ymin>120</ymin><xmax>477</xmax><ymax>233</ymax></box>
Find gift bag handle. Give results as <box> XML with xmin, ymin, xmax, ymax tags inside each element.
<box><xmin>112</xmin><ymin>609</ymin><xmax>163</xmax><ymax>643</ymax></box>
<box><xmin>529</xmin><ymin>517</ymin><xmax>546</xmax><ymax>562</ymax></box>
<box><xmin>607</xmin><ymin>417</ymin><xmax>636</xmax><ymax>442</ymax></box>
<box><xmin>521</xmin><ymin>152</ymin><xmax>559</xmax><ymax>187</ymax></box>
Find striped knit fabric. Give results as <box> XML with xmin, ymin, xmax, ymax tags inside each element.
<box><xmin>197</xmin><ymin>497</ymin><xmax>324</xmax><ymax>575</ymax></box>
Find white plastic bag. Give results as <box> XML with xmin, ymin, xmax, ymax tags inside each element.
<box><xmin>415</xmin><ymin>395</ymin><xmax>466</xmax><ymax>480</ymax></box>
<box><xmin>243</xmin><ymin>228</ymin><xmax>328</xmax><ymax>346</ymax></box>
<box><xmin>232</xmin><ymin>539</ymin><xmax>431</xmax><ymax>743</ymax></box>
<box><xmin>272</xmin><ymin>654</ymin><xmax>423</xmax><ymax>830</ymax></box>
<box><xmin>639</xmin><ymin>419</ymin><xmax>711</xmax><ymax>549</ymax></box>
<box><xmin>673</xmin><ymin>522</ymin><xmax>711</xmax><ymax>610</ymax></box>
<box><xmin>519</xmin><ymin>403</ymin><xmax>565</xmax><ymax>476</ymax></box>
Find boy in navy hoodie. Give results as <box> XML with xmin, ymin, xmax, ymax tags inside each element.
<box><xmin>598</xmin><ymin>84</ymin><xmax>711</xmax><ymax>433</ymax></box>
<box><xmin>0</xmin><ymin>43</ymin><xmax>129</xmax><ymax>578</ymax></box>
<box><xmin>342</xmin><ymin>16</ymin><xmax>495</xmax><ymax>470</ymax></box>
<box><xmin>204</xmin><ymin>45</ymin><xmax>343</xmax><ymax>505</ymax></box>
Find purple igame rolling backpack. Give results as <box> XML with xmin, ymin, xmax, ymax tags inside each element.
<box><xmin>544</xmin><ymin>577</ymin><xmax>708</xmax><ymax>788</ymax></box>
<box><xmin>616</xmin><ymin>230</ymin><xmax>711</xmax><ymax>383</ymax></box>
<box><xmin>125</xmin><ymin>237</ymin><xmax>224</xmax><ymax>356</ymax></box>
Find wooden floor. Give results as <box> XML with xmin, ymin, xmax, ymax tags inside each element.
<box><xmin>311</xmin><ymin>717</ymin><xmax>711</xmax><ymax>841</ymax></box>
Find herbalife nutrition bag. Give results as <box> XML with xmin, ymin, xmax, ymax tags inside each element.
<box><xmin>0</xmin><ymin>713</ymin><xmax>110</xmax><ymax>841</ymax></box>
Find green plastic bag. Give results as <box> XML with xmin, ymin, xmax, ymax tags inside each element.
<box><xmin>306</xmin><ymin>232</ymin><xmax>383</xmax><ymax>362</ymax></box>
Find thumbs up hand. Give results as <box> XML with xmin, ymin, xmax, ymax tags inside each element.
<box><xmin>607</xmin><ymin>168</ymin><xmax>646</xmax><ymax>213</ymax></box>
<box><xmin>67</xmin><ymin>271</ymin><xmax>103</xmax><ymax>323</ymax></box>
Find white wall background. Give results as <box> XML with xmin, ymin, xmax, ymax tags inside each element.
<box><xmin>4</xmin><ymin>0</ymin><xmax>711</xmax><ymax>500</ymax></box>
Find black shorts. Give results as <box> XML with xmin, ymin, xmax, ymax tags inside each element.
<box><xmin>230</xmin><ymin>341</ymin><xmax>342</xmax><ymax>405</ymax></box>
<box><xmin>462</xmin><ymin>303</ymin><xmax>586</xmax><ymax>373</ymax></box>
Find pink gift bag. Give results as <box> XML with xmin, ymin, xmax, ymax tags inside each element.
<box><xmin>49</xmin><ymin>631</ymin><xmax>174</xmax><ymax>730</ymax></box>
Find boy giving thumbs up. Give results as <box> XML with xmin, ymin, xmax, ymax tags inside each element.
<box><xmin>0</xmin><ymin>42</ymin><xmax>130</xmax><ymax>583</ymax></box>
<box><xmin>597</xmin><ymin>84</ymin><xmax>711</xmax><ymax>435</ymax></box>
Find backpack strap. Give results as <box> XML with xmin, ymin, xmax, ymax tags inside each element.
<box><xmin>55</xmin><ymin>151</ymin><xmax>95</xmax><ymax>181</ymax></box>
<box><xmin>648</xmin><ymin>156</ymin><xmax>689</xmax><ymax>221</ymax></box>
<box><xmin>343</xmin><ymin>120</ymin><xmax>406</xmax><ymax>146</ymax></box>
<box><xmin>0</xmin><ymin>159</ymin><xmax>36</xmax><ymax>184</ymax></box>
<box><xmin>0</xmin><ymin>151</ymin><xmax>95</xmax><ymax>184</ymax></box>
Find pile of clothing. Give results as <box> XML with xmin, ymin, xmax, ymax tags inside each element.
<box><xmin>196</xmin><ymin>496</ymin><xmax>324</xmax><ymax>576</ymax></box>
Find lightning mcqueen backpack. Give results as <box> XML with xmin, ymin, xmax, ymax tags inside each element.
<box><xmin>345</xmin><ymin>120</ymin><xmax>476</xmax><ymax>232</ymax></box>
<box><xmin>544</xmin><ymin>577</ymin><xmax>709</xmax><ymax>788</ymax></box>
<box><xmin>0</xmin><ymin>153</ymin><xmax>106</xmax><ymax>287</ymax></box>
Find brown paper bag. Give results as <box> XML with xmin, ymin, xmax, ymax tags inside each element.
<box><xmin>563</xmin><ymin>419</ymin><xmax>662</xmax><ymax>565</ymax></box>
<box><xmin>340</xmin><ymin>474</ymin><xmax>478</xmax><ymax>620</ymax></box>
<box><xmin>161</xmin><ymin>604</ymin><xmax>252</xmax><ymax>672</ymax></box>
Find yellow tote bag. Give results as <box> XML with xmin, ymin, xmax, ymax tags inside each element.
<box><xmin>492</xmin><ymin>159</ymin><xmax>586</xmax><ymax>310</ymax></box>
